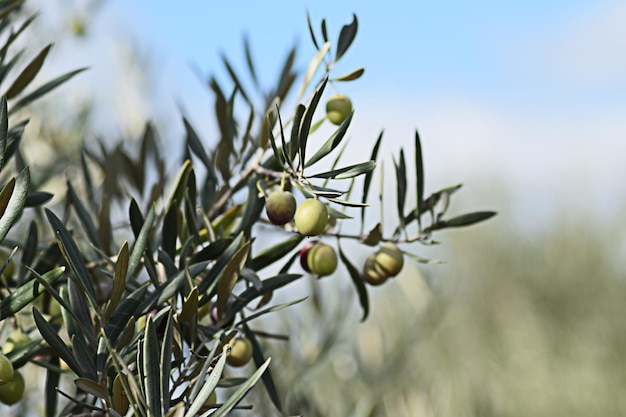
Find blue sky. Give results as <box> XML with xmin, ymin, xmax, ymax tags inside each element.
<box><xmin>27</xmin><ymin>0</ymin><xmax>626</xmax><ymax>228</ymax></box>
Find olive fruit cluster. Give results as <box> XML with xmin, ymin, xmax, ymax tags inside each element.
<box><xmin>300</xmin><ymin>241</ymin><xmax>338</xmax><ymax>277</ymax></box>
<box><xmin>265</xmin><ymin>191</ymin><xmax>329</xmax><ymax>237</ymax></box>
<box><xmin>326</xmin><ymin>94</ymin><xmax>352</xmax><ymax>126</ymax></box>
<box><xmin>362</xmin><ymin>243</ymin><xmax>404</xmax><ymax>286</ymax></box>
<box><xmin>0</xmin><ymin>353</ymin><xmax>24</xmax><ymax>405</ymax></box>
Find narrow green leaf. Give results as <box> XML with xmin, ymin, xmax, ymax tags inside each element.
<box><xmin>0</xmin><ymin>177</ymin><xmax>15</xmax><ymax>218</ymax></box>
<box><xmin>309</xmin><ymin>160</ymin><xmax>375</xmax><ymax>180</ymax></box>
<box><xmin>274</xmin><ymin>46</ymin><xmax>297</xmax><ymax>103</ymax></box>
<box><xmin>28</xmin><ymin>268</ymin><xmax>89</xmax><ymax>339</ymax></box>
<box><xmin>33</xmin><ymin>307</ymin><xmax>84</xmax><ymax>377</ymax></box>
<box><xmin>0</xmin><ymin>266</ymin><xmax>64</xmax><ymax>320</ymax></box>
<box><xmin>162</xmin><ymin>202</ymin><xmax>178</xmax><ymax>260</ymax></box>
<box><xmin>233</xmin><ymin>177</ymin><xmax>265</xmax><ymax>238</ymax></box>
<box><xmin>428</xmin><ymin>211</ymin><xmax>497</xmax><ymax>231</ymax></box>
<box><xmin>178</xmin><ymin>286</ymin><xmax>198</xmax><ymax>323</ymax></box>
<box><xmin>188</xmin><ymin>341</ymin><xmax>221</xmax><ymax>403</ymax></box>
<box><xmin>128</xmin><ymin>204</ymin><xmax>155</xmax><ymax>277</ymax></box>
<box><xmin>335</xmin><ymin>14</ymin><xmax>358</xmax><ymax>62</ymax></box>
<box><xmin>9</xmin><ymin>68</ymin><xmax>88</xmax><ymax>114</ymax></box>
<box><xmin>104</xmin><ymin>285</ymin><xmax>148</xmax><ymax>343</ymax></box>
<box><xmin>276</xmin><ymin>107</ymin><xmax>294</xmax><ymax>172</ymax></box>
<box><xmin>185</xmin><ymin>346</ymin><xmax>228</xmax><ymax>417</ymax></box>
<box><xmin>45</xmin><ymin>357</ymin><xmax>60</xmax><ymax>417</ymax></box>
<box><xmin>45</xmin><ymin>208</ymin><xmax>97</xmax><ymax>304</ymax></box>
<box><xmin>4</xmin><ymin>44</ymin><xmax>52</xmax><ymax>99</ymax></box>
<box><xmin>18</xmin><ymin>220</ymin><xmax>37</xmax><ymax>283</ymax></box>
<box><xmin>305</xmin><ymin>110</ymin><xmax>353</xmax><ymax>168</ymax></box>
<box><xmin>143</xmin><ymin>317</ymin><xmax>162</xmax><ymax>417</ymax></box>
<box><xmin>105</xmin><ymin>241</ymin><xmax>129</xmax><ymax>320</ymax></box>
<box><xmin>338</xmin><ymin>245</ymin><xmax>369</xmax><ymax>321</ymax></box>
<box><xmin>166</xmin><ymin>160</ymin><xmax>194</xmax><ymax>212</ymax></box>
<box><xmin>160</xmin><ymin>312</ymin><xmax>173</xmax><ymax>416</ymax></box>
<box><xmin>249</xmin><ymin>234</ymin><xmax>304</xmax><ymax>271</ymax></box>
<box><xmin>220</xmin><ymin>53</ymin><xmax>250</xmax><ymax>104</ymax></box>
<box><xmin>309</xmin><ymin>184</ymin><xmax>345</xmax><ymax>199</ymax></box>
<box><xmin>328</xmin><ymin>197</ymin><xmax>369</xmax><ymax>208</ymax></box>
<box><xmin>333</xmin><ymin>68</ymin><xmax>365</xmax><ymax>82</ymax></box>
<box><xmin>267</xmin><ymin>115</ymin><xmax>286</xmax><ymax>167</ymax></box>
<box><xmin>71</xmin><ymin>335</ymin><xmax>97</xmax><ymax>381</ymax></box>
<box><xmin>399</xmin><ymin>184</ymin><xmax>463</xmax><ymax>233</ymax></box>
<box><xmin>24</xmin><ymin>191</ymin><xmax>53</xmax><ymax>207</ymax></box>
<box><xmin>297</xmin><ymin>42</ymin><xmax>330</xmax><ymax>103</ymax></box>
<box><xmin>243</xmin><ymin>35</ymin><xmax>259</xmax><ymax>89</ymax></box>
<box><xmin>305</xmin><ymin>10</ymin><xmax>320</xmax><ymax>50</ymax></box>
<box><xmin>67</xmin><ymin>279</ymin><xmax>96</xmax><ymax>343</ymax></box>
<box><xmin>299</xmin><ymin>77</ymin><xmax>328</xmax><ymax>169</ymax></box>
<box><xmin>237</xmin><ymin>327</ymin><xmax>280</xmax><ymax>414</ymax></box>
<box><xmin>74</xmin><ymin>378</ymin><xmax>108</xmax><ymax>399</ymax></box>
<box><xmin>184</xmin><ymin>117</ymin><xmax>213</xmax><ymax>175</ymax></box>
<box><xmin>326</xmin><ymin>204</ymin><xmax>353</xmax><ymax>219</ymax></box>
<box><xmin>415</xmin><ymin>130</ymin><xmax>424</xmax><ymax>230</ymax></box>
<box><xmin>289</xmin><ymin>104</ymin><xmax>305</xmax><ymax>163</ymax></box>
<box><xmin>67</xmin><ymin>180</ymin><xmax>101</xmax><ymax>248</ymax></box>
<box><xmin>222</xmin><ymin>273</ymin><xmax>303</xmax><ymax>325</ymax></box>
<box><xmin>216</xmin><ymin>241</ymin><xmax>251</xmax><ymax>321</ymax></box>
<box><xmin>362</xmin><ymin>223</ymin><xmax>382</xmax><ymax>246</ymax></box>
<box><xmin>394</xmin><ymin>150</ymin><xmax>407</xmax><ymax>232</ymax></box>
<box><xmin>234</xmin><ymin>297</ymin><xmax>307</xmax><ymax>327</ymax></box>
<box><xmin>0</xmin><ymin>13</ymin><xmax>38</xmax><ymax>61</ymax></box>
<box><xmin>0</xmin><ymin>167</ymin><xmax>29</xmax><ymax>242</ymax></box>
<box><xmin>0</xmin><ymin>96</ymin><xmax>7</xmax><ymax>172</ymax></box>
<box><xmin>403</xmin><ymin>251</ymin><xmax>443</xmax><ymax>264</ymax></box>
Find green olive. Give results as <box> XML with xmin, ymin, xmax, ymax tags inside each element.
<box><xmin>362</xmin><ymin>253</ymin><xmax>388</xmax><ymax>286</ymax></box>
<box><xmin>306</xmin><ymin>243</ymin><xmax>338</xmax><ymax>277</ymax></box>
<box><xmin>265</xmin><ymin>191</ymin><xmax>297</xmax><ymax>225</ymax></box>
<box><xmin>0</xmin><ymin>370</ymin><xmax>23</xmax><ymax>404</ymax></box>
<box><xmin>0</xmin><ymin>354</ymin><xmax>14</xmax><ymax>386</ymax></box>
<box><xmin>375</xmin><ymin>243</ymin><xmax>404</xmax><ymax>277</ymax></box>
<box><xmin>2</xmin><ymin>331</ymin><xmax>31</xmax><ymax>355</ymax></box>
<box><xmin>295</xmin><ymin>199</ymin><xmax>328</xmax><ymax>236</ymax></box>
<box><xmin>326</xmin><ymin>94</ymin><xmax>352</xmax><ymax>126</ymax></box>
<box><xmin>226</xmin><ymin>336</ymin><xmax>253</xmax><ymax>367</ymax></box>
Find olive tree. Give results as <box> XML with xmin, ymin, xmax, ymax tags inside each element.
<box><xmin>0</xmin><ymin>3</ymin><xmax>495</xmax><ymax>416</ymax></box>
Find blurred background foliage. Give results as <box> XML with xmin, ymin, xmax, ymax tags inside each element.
<box><xmin>2</xmin><ymin>1</ymin><xmax>626</xmax><ymax>416</ymax></box>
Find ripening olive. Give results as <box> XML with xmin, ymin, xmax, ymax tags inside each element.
<box><xmin>226</xmin><ymin>336</ymin><xmax>253</xmax><ymax>367</ymax></box>
<box><xmin>295</xmin><ymin>199</ymin><xmax>328</xmax><ymax>236</ymax></box>
<box><xmin>304</xmin><ymin>243</ymin><xmax>338</xmax><ymax>277</ymax></box>
<box><xmin>0</xmin><ymin>354</ymin><xmax>14</xmax><ymax>386</ymax></box>
<box><xmin>0</xmin><ymin>370</ymin><xmax>23</xmax><ymax>405</ymax></box>
<box><xmin>375</xmin><ymin>243</ymin><xmax>404</xmax><ymax>277</ymax></box>
<box><xmin>265</xmin><ymin>191</ymin><xmax>297</xmax><ymax>225</ymax></box>
<box><xmin>326</xmin><ymin>94</ymin><xmax>352</xmax><ymax>126</ymax></box>
<box><xmin>362</xmin><ymin>253</ymin><xmax>388</xmax><ymax>286</ymax></box>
